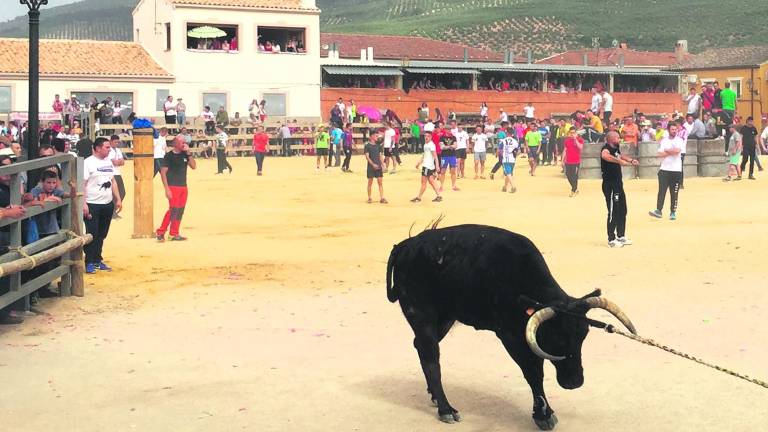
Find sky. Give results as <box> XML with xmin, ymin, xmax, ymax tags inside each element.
<box><xmin>0</xmin><ymin>0</ymin><xmax>82</xmax><ymax>23</ymax></box>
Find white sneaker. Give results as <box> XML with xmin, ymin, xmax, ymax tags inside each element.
<box><xmin>617</xmin><ymin>237</ymin><xmax>633</xmax><ymax>246</ymax></box>
<box><xmin>608</xmin><ymin>240</ymin><xmax>624</xmax><ymax>248</ymax></box>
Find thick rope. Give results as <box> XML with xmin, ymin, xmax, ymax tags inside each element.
<box><xmin>605</xmin><ymin>325</ymin><xmax>768</xmax><ymax>390</ymax></box>
<box><xmin>7</xmin><ymin>246</ymin><xmax>37</xmax><ymax>269</ymax></box>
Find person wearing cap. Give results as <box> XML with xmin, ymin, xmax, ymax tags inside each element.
<box><xmin>176</xmin><ymin>98</ymin><xmax>186</xmax><ymax>126</ymax></box>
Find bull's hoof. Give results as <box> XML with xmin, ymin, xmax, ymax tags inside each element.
<box><xmin>438</xmin><ymin>410</ymin><xmax>462</xmax><ymax>424</ymax></box>
<box><xmin>533</xmin><ymin>413</ymin><xmax>558</xmax><ymax>430</ymax></box>
<box><xmin>431</xmin><ymin>398</ymin><xmax>438</xmax><ymax>407</ymax></box>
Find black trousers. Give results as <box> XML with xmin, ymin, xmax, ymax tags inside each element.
<box><xmin>342</xmin><ymin>148</ymin><xmax>352</xmax><ymax>171</ymax></box>
<box><xmin>154</xmin><ymin>159</ymin><xmax>163</xmax><ymax>178</ymax></box>
<box><xmin>741</xmin><ymin>149</ymin><xmax>756</xmax><ymax>177</ymax></box>
<box><xmin>656</xmin><ymin>170</ymin><xmax>682</xmax><ymax>213</ymax></box>
<box><xmin>602</xmin><ymin>181</ymin><xmax>627</xmax><ymax>242</ymax></box>
<box><xmin>565</xmin><ymin>163</ymin><xmax>580</xmax><ymax>192</ymax></box>
<box><xmin>491</xmin><ymin>153</ymin><xmax>503</xmax><ymax>174</ymax></box>
<box><xmin>603</xmin><ymin>111</ymin><xmax>612</xmax><ymax>127</ymax></box>
<box><xmin>84</xmin><ymin>201</ymin><xmax>115</xmax><ymax>264</ymax></box>
<box><xmin>255</xmin><ymin>152</ymin><xmax>265</xmax><ymax>172</ymax></box>
<box><xmin>216</xmin><ymin>148</ymin><xmax>232</xmax><ymax>173</ymax></box>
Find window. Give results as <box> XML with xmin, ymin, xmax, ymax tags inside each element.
<box><xmin>203</xmin><ymin>93</ymin><xmax>227</xmax><ymax>112</ymax></box>
<box><xmin>70</xmin><ymin>91</ymin><xmax>134</xmax><ymax>111</ymax></box>
<box><xmin>727</xmin><ymin>78</ymin><xmax>742</xmax><ymax>98</ymax></box>
<box><xmin>0</xmin><ymin>86</ymin><xmax>11</xmax><ymax>113</ymax></box>
<box><xmin>257</xmin><ymin>27</ymin><xmax>306</xmax><ymax>54</ymax></box>
<box><xmin>261</xmin><ymin>94</ymin><xmax>286</xmax><ymax>116</ymax></box>
<box><xmin>156</xmin><ymin>89</ymin><xmax>170</xmax><ymax>111</ymax></box>
<box><xmin>165</xmin><ymin>23</ymin><xmax>171</xmax><ymax>51</ymax></box>
<box><xmin>186</xmin><ymin>23</ymin><xmax>238</xmax><ymax>52</ymax></box>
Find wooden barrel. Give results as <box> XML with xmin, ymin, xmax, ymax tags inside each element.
<box><xmin>620</xmin><ymin>143</ymin><xmax>638</xmax><ymax>179</ymax></box>
<box><xmin>697</xmin><ymin>139</ymin><xmax>727</xmax><ymax>177</ymax></box>
<box><xmin>682</xmin><ymin>139</ymin><xmax>698</xmax><ymax>178</ymax></box>
<box><xmin>579</xmin><ymin>142</ymin><xmax>603</xmax><ymax>179</ymax></box>
<box><xmin>132</xmin><ymin>128</ymin><xmax>155</xmax><ymax>239</ymax></box>
<box><xmin>637</xmin><ymin>141</ymin><xmax>660</xmax><ymax>179</ymax></box>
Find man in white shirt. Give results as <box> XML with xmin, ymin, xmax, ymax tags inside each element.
<box><xmin>411</xmin><ymin>131</ymin><xmax>441</xmax><ymax>203</ymax></box>
<box><xmin>590</xmin><ymin>88</ymin><xmax>602</xmax><ymax>114</ymax></box>
<box><xmin>600</xmin><ymin>90</ymin><xmax>614</xmax><ymax>126</ymax></box>
<box><xmin>153</xmin><ymin>127</ymin><xmax>168</xmax><ymax>178</ymax></box>
<box><xmin>450</xmin><ymin>120</ymin><xmax>469</xmax><ymax>178</ymax></box>
<box><xmin>471</xmin><ymin>125</ymin><xmax>489</xmax><ymax>179</ymax></box>
<box><xmin>83</xmin><ymin>137</ymin><xmax>122</xmax><ymax>274</ymax></box>
<box><xmin>683</xmin><ymin>87</ymin><xmax>702</xmax><ymax>118</ymax></box>
<box><xmin>108</xmin><ymin>135</ymin><xmax>126</xmax><ymax>219</ymax></box>
<box><xmin>382</xmin><ymin>122</ymin><xmax>398</xmax><ymax>174</ymax></box>
<box><xmin>523</xmin><ymin>103</ymin><xmax>535</xmax><ymax>121</ymax></box>
<box><xmin>649</xmin><ymin>124</ymin><xmax>684</xmax><ymax>220</ymax></box>
<box><xmin>163</xmin><ymin>96</ymin><xmax>177</xmax><ymax>125</ymax></box>
<box><xmin>499</xmin><ymin>109</ymin><xmax>509</xmax><ymax>123</ymax></box>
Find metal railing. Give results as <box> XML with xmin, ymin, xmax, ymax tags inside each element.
<box><xmin>0</xmin><ymin>154</ymin><xmax>88</xmax><ymax>311</ymax></box>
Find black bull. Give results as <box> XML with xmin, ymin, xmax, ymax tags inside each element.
<box><xmin>386</xmin><ymin>224</ymin><xmax>636</xmax><ymax>430</ymax></box>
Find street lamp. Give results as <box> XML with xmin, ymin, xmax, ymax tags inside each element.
<box><xmin>21</xmin><ymin>0</ymin><xmax>47</xmax><ymax>164</ymax></box>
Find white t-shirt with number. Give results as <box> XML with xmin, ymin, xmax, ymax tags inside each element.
<box><xmin>83</xmin><ymin>155</ymin><xmax>115</xmax><ymax>204</ymax></box>
<box><xmin>501</xmin><ymin>137</ymin><xmax>520</xmax><ymax>164</ymax></box>
<box><xmin>472</xmin><ymin>133</ymin><xmax>488</xmax><ymax>153</ymax></box>
<box><xmin>422</xmin><ymin>141</ymin><xmax>437</xmax><ymax>170</ymax></box>
<box><xmin>452</xmin><ymin>129</ymin><xmax>469</xmax><ymax>150</ymax></box>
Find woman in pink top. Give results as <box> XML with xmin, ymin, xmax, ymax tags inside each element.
<box><xmin>562</xmin><ymin>128</ymin><xmax>585</xmax><ymax>196</ymax></box>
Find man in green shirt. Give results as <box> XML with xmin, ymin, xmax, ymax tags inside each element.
<box><xmin>720</xmin><ymin>82</ymin><xmax>737</xmax><ymax>123</ymax></box>
<box><xmin>315</xmin><ymin>126</ymin><xmax>330</xmax><ymax>171</ymax></box>
<box><xmin>216</xmin><ymin>106</ymin><xmax>229</xmax><ymax>127</ymax></box>
<box><xmin>525</xmin><ymin>121</ymin><xmax>542</xmax><ymax>176</ymax></box>
<box><xmin>409</xmin><ymin>121</ymin><xmax>421</xmax><ymax>153</ymax></box>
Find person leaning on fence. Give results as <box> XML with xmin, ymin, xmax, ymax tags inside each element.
<box><xmin>0</xmin><ymin>154</ymin><xmax>28</xmax><ymax>325</ymax></box>
<box><xmin>29</xmin><ymin>170</ymin><xmax>69</xmax><ymax>298</ymax></box>
<box><xmin>83</xmin><ymin>137</ymin><xmax>122</xmax><ymax>274</ymax></box>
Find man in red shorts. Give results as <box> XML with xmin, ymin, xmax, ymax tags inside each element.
<box><xmin>156</xmin><ymin>135</ymin><xmax>196</xmax><ymax>241</ymax></box>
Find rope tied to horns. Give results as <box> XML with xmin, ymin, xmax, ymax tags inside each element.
<box><xmin>593</xmin><ymin>320</ymin><xmax>768</xmax><ymax>390</ymax></box>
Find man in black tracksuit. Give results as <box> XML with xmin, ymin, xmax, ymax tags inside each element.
<box><xmin>600</xmin><ymin>131</ymin><xmax>638</xmax><ymax>248</ymax></box>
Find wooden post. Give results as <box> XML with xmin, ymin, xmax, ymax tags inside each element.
<box><xmin>133</xmin><ymin>128</ymin><xmax>155</xmax><ymax>238</ymax></box>
<box><xmin>69</xmin><ymin>157</ymin><xmax>85</xmax><ymax>297</ymax></box>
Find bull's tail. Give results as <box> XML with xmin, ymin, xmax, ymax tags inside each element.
<box><xmin>386</xmin><ymin>244</ymin><xmax>401</xmax><ymax>303</ymax></box>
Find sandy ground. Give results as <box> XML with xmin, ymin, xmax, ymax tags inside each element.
<box><xmin>1</xmin><ymin>153</ymin><xmax>767</xmax><ymax>431</ymax></box>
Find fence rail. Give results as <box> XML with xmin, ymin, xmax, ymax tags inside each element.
<box><xmin>0</xmin><ymin>154</ymin><xmax>88</xmax><ymax>311</ymax></box>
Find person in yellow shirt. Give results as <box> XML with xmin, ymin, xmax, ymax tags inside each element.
<box><xmin>555</xmin><ymin>118</ymin><xmax>572</xmax><ymax>167</ymax></box>
<box><xmin>585</xmin><ymin>110</ymin><xmax>604</xmax><ymax>142</ymax></box>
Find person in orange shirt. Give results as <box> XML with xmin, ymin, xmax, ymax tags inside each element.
<box><xmin>252</xmin><ymin>126</ymin><xmax>270</xmax><ymax>176</ymax></box>
<box><xmin>621</xmin><ymin>117</ymin><xmax>639</xmax><ymax>146</ymax></box>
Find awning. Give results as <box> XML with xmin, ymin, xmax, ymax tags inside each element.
<box><xmin>405</xmin><ymin>68</ymin><xmax>479</xmax><ymax>75</ymax></box>
<box><xmin>323</xmin><ymin>66</ymin><xmax>403</xmax><ymax>76</ymax></box>
<box><xmin>481</xmin><ymin>67</ymin><xmax>611</xmax><ymax>74</ymax></box>
<box><xmin>612</xmin><ymin>70</ymin><xmax>681</xmax><ymax>77</ymax></box>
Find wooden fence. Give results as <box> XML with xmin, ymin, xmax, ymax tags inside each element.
<box><xmin>0</xmin><ymin>154</ymin><xmax>90</xmax><ymax>312</ymax></box>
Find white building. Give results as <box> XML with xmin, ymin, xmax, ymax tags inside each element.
<box><xmin>0</xmin><ymin>0</ymin><xmax>322</xmax><ymax>122</ymax></box>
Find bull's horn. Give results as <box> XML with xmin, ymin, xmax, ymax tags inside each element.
<box><xmin>525</xmin><ymin>307</ymin><xmax>566</xmax><ymax>361</ymax></box>
<box><xmin>584</xmin><ymin>297</ymin><xmax>637</xmax><ymax>335</ymax></box>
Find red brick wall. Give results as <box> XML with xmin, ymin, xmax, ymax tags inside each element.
<box><xmin>321</xmin><ymin>88</ymin><xmax>682</xmax><ymax>122</ymax></box>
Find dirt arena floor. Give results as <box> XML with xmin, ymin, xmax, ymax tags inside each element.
<box><xmin>1</xmin><ymin>153</ymin><xmax>767</xmax><ymax>431</ymax></box>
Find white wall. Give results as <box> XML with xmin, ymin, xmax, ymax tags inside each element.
<box><xmin>0</xmin><ymin>78</ymin><xmax>166</xmax><ymax>117</ymax></box>
<box><xmin>165</xmin><ymin>6</ymin><xmax>321</xmax><ymax>119</ymax></box>
<box><xmin>132</xmin><ymin>0</ymin><xmax>176</xmax><ymax>73</ymax></box>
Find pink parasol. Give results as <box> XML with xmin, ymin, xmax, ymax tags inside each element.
<box><xmin>356</xmin><ymin>106</ymin><xmax>382</xmax><ymax>121</ymax></box>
